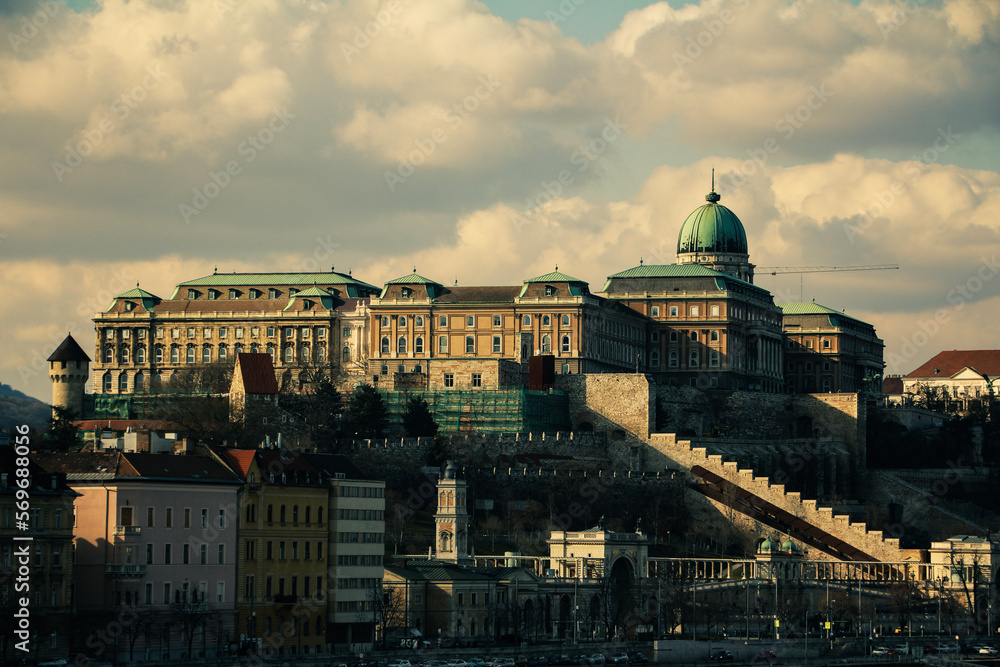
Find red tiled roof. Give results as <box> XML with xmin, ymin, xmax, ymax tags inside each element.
<box><xmin>882</xmin><ymin>376</ymin><xmax>903</xmax><ymax>394</ymax></box>
<box><xmin>235</xmin><ymin>353</ymin><xmax>279</xmax><ymax>394</ymax></box>
<box><xmin>905</xmin><ymin>350</ymin><xmax>1000</xmax><ymax>379</ymax></box>
<box><xmin>433</xmin><ymin>286</ymin><xmax>522</xmax><ymax>303</ymax></box>
<box><xmin>219</xmin><ymin>449</ymin><xmax>257</xmax><ymax>478</ymax></box>
<box><xmin>47</xmin><ymin>334</ymin><xmax>91</xmax><ymax>362</ymax></box>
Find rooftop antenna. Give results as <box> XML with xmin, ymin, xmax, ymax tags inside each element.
<box><xmin>707</xmin><ymin>168</ymin><xmax>721</xmax><ymax>202</ymax></box>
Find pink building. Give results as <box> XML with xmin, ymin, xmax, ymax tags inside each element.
<box><xmin>38</xmin><ymin>451</ymin><xmax>241</xmax><ymax>661</ymax></box>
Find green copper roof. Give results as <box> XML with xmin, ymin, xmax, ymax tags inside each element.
<box><xmin>607</xmin><ymin>263</ymin><xmax>725</xmax><ymax>280</ymax></box>
<box><xmin>115</xmin><ymin>287</ymin><xmax>160</xmax><ymax>300</ymax></box>
<box><xmin>177</xmin><ymin>271</ymin><xmax>379</xmax><ymax>291</ymax></box>
<box><xmin>293</xmin><ymin>285</ymin><xmax>333</xmax><ymax>297</ymax></box>
<box><xmin>676</xmin><ymin>192</ymin><xmax>748</xmax><ymax>255</ymax></box>
<box><xmin>384</xmin><ymin>271</ymin><xmax>442</xmax><ymax>286</ymax></box>
<box><xmin>777</xmin><ymin>302</ymin><xmax>872</xmax><ymax>328</ymax></box>
<box><xmin>524</xmin><ymin>270</ymin><xmax>586</xmax><ymax>284</ymax></box>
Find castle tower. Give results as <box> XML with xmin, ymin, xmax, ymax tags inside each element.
<box><xmin>434</xmin><ymin>460</ymin><xmax>470</xmax><ymax>564</ymax></box>
<box><xmin>48</xmin><ymin>333</ymin><xmax>91</xmax><ymax>418</ymax></box>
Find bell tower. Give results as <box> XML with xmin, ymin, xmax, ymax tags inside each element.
<box><xmin>434</xmin><ymin>460</ymin><xmax>470</xmax><ymax>564</ymax></box>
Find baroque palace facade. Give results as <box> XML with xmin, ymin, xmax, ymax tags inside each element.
<box><xmin>87</xmin><ymin>189</ymin><xmax>883</xmax><ymax>398</ymax></box>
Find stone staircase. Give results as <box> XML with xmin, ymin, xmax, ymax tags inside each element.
<box><xmin>648</xmin><ymin>433</ymin><xmax>906</xmax><ymax>562</ymax></box>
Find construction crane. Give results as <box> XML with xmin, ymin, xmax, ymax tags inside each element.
<box><xmin>758</xmin><ymin>264</ymin><xmax>899</xmax><ymax>275</ymax></box>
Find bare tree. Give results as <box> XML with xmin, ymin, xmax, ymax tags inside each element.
<box><xmin>370</xmin><ymin>580</ymin><xmax>408</xmax><ymax>650</ymax></box>
<box><xmin>172</xmin><ymin>588</ymin><xmax>215</xmax><ymax>659</ymax></box>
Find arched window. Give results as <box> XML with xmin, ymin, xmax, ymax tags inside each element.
<box><xmin>669</xmin><ymin>331</ymin><xmax>678</xmax><ymax>342</ymax></box>
<box><xmin>542</xmin><ymin>315</ymin><xmax>551</xmax><ymax>327</ymax></box>
<box><xmin>292</xmin><ymin>506</ymin><xmax>299</xmax><ymax>524</ymax></box>
<box><xmin>381</xmin><ymin>316</ymin><xmax>389</xmax><ymax>328</ymax></box>
<box><xmin>170</xmin><ymin>347</ymin><xmax>179</xmax><ymax>364</ymax></box>
<box><xmin>316</xmin><ymin>346</ymin><xmax>325</xmax><ymax>362</ymax></box>
<box><xmin>118</xmin><ymin>373</ymin><xmax>128</xmax><ymax>392</ymax></box>
<box><xmin>380</xmin><ymin>337</ymin><xmax>390</xmax><ymax>354</ymax></box>
<box><xmin>398</xmin><ymin>363</ymin><xmax>405</xmax><ymax>373</ymax></box>
<box><xmin>342</xmin><ymin>346</ymin><xmax>350</xmax><ymax>362</ymax></box>
<box><xmin>120</xmin><ymin>346</ymin><xmax>130</xmax><ymax>364</ymax></box>
<box><xmin>710</xmin><ymin>330</ymin><xmax>719</xmax><ymax>342</ymax></box>
<box><xmin>561</xmin><ymin>335</ymin><xmax>571</xmax><ymax>353</ymax></box>
<box><xmin>415</xmin><ymin>336</ymin><xmax>424</xmax><ymax>354</ymax></box>
<box><xmin>318</xmin><ymin>507</ymin><xmax>323</xmax><ymax>523</ymax></box>
<box><xmin>561</xmin><ymin>314</ymin><xmax>571</xmax><ymax>327</ymax></box>
<box><xmin>266</xmin><ymin>346</ymin><xmax>275</xmax><ymax>361</ymax></box>
<box><xmin>689</xmin><ymin>350</ymin><xmax>699</xmax><ymax>367</ymax></box>
<box><xmin>186</xmin><ymin>347</ymin><xmax>196</xmax><ymax>363</ymax></box>
<box><xmin>136</xmin><ymin>346</ymin><xmax>146</xmax><ymax>364</ymax></box>
<box><xmin>104</xmin><ymin>347</ymin><xmax>113</xmax><ymax>363</ymax></box>
<box><xmin>134</xmin><ymin>372</ymin><xmax>144</xmax><ymax>392</ymax></box>
<box><xmin>709</xmin><ymin>350</ymin><xmax>720</xmax><ymax>367</ymax></box>
<box><xmin>250</xmin><ymin>344</ymin><xmax>259</xmax><ymax>354</ymax></box>
<box><xmin>690</xmin><ymin>331</ymin><xmax>698</xmax><ymax>341</ymax></box>
<box><xmin>397</xmin><ymin>337</ymin><xmax>407</xmax><ymax>354</ymax></box>
<box><xmin>267</xmin><ymin>505</ymin><xmax>273</xmax><ymax>523</ymax></box>
<box><xmin>154</xmin><ymin>346</ymin><xmax>163</xmax><ymax>364</ymax></box>
<box><xmin>103</xmin><ymin>372</ymin><xmax>112</xmax><ymax>392</ymax></box>
<box><xmin>541</xmin><ymin>335</ymin><xmax>551</xmax><ymax>353</ymax></box>
<box><xmin>305</xmin><ymin>506</ymin><xmax>311</xmax><ymax>524</ymax></box>
<box><xmin>219</xmin><ymin>345</ymin><xmax>228</xmax><ymax>362</ymax></box>
<box><xmin>398</xmin><ymin>316</ymin><xmax>406</xmax><ymax>328</ymax></box>
<box><xmin>283</xmin><ymin>346</ymin><xmax>293</xmax><ymax>363</ymax></box>
<box><xmin>202</xmin><ymin>346</ymin><xmax>212</xmax><ymax>363</ymax></box>
<box><xmin>301</xmin><ymin>345</ymin><xmax>310</xmax><ymax>362</ymax></box>
<box><xmin>279</xmin><ymin>505</ymin><xmax>286</xmax><ymax>523</ymax></box>
<box><xmin>651</xmin><ymin>351</ymin><xmax>660</xmax><ymax>367</ymax></box>
<box><xmin>669</xmin><ymin>350</ymin><xmax>679</xmax><ymax>368</ymax></box>
<box><xmin>415</xmin><ymin>316</ymin><xmax>424</xmax><ymax>327</ymax></box>
<box><xmin>380</xmin><ymin>364</ymin><xmax>388</xmax><ymax>375</ymax></box>
<box><xmin>522</xmin><ymin>315</ymin><xmax>532</xmax><ymax>326</ymax></box>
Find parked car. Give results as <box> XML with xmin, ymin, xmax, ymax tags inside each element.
<box><xmin>388</xmin><ymin>661</ymin><xmax>413</xmax><ymax>667</ymax></box>
<box><xmin>756</xmin><ymin>650</ymin><xmax>777</xmax><ymax>661</ymax></box>
<box><xmin>979</xmin><ymin>646</ymin><xmax>999</xmax><ymax>655</ymax></box>
<box><xmin>627</xmin><ymin>653</ymin><xmax>649</xmax><ymax>664</ymax></box>
<box><xmin>936</xmin><ymin>643</ymin><xmax>961</xmax><ymax>653</ymax></box>
<box><xmin>710</xmin><ymin>651</ymin><xmax>734</xmax><ymax>662</ymax></box>
<box><xmin>608</xmin><ymin>654</ymin><xmax>630</xmax><ymax>664</ymax></box>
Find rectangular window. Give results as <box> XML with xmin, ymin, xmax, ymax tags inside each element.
<box><xmin>285</xmin><ymin>327</ymin><xmax>294</xmax><ymax>339</ymax></box>
<box><xmin>305</xmin><ymin>542</ymin><xmax>311</xmax><ymax>560</ymax></box>
<box><xmin>266</xmin><ymin>541</ymin><xmax>273</xmax><ymax>560</ymax></box>
<box><xmin>439</xmin><ymin>315</ymin><xmax>448</xmax><ymax>327</ymax></box>
<box><xmin>146</xmin><ymin>544</ymin><xmax>153</xmax><ymax>564</ymax></box>
<box><xmin>465</xmin><ymin>336</ymin><xmax>475</xmax><ymax>353</ymax></box>
<box><xmin>651</xmin><ymin>306</ymin><xmax>660</xmax><ymax>317</ymax></box>
<box><xmin>219</xmin><ymin>327</ymin><xmax>227</xmax><ymax>339</ymax></box>
<box><xmin>493</xmin><ymin>315</ymin><xmax>501</xmax><ymax>327</ymax></box>
<box><xmin>444</xmin><ymin>373</ymin><xmax>455</xmax><ymax>388</ymax></box>
<box><xmin>466</xmin><ymin>315</ymin><xmax>475</xmax><ymax>328</ymax></box>
<box><xmin>163</xmin><ymin>583</ymin><xmax>171</xmax><ymax>604</ymax></box>
<box><xmin>201</xmin><ymin>508</ymin><xmax>207</xmax><ymax>528</ymax></box>
<box><xmin>492</xmin><ymin>336</ymin><xmax>501</xmax><ymax>353</ymax></box>
<box><xmin>171</xmin><ymin>328</ymin><xmax>179</xmax><ymax>339</ymax></box>
<box><xmin>145</xmin><ymin>583</ymin><xmax>153</xmax><ymax>605</ymax></box>
<box><xmin>165</xmin><ymin>507</ymin><xmax>173</xmax><ymax>528</ymax></box>
<box><xmin>279</xmin><ymin>542</ymin><xmax>286</xmax><ymax>560</ymax></box>
<box><xmin>235</xmin><ymin>327</ymin><xmax>244</xmax><ymax>338</ymax></box>
<box><xmin>438</xmin><ymin>336</ymin><xmax>448</xmax><ymax>353</ymax></box>
<box><xmin>246</xmin><ymin>540</ymin><xmax>256</xmax><ymax>560</ymax></box>
<box><xmin>218</xmin><ymin>509</ymin><xmax>225</xmax><ymax>529</ymax></box>
<box><xmin>184</xmin><ymin>508</ymin><xmax>191</xmax><ymax>528</ymax></box>
<box><xmin>203</xmin><ymin>327</ymin><xmax>212</xmax><ymax>338</ymax></box>
<box><xmin>217</xmin><ymin>582</ymin><xmax>224</xmax><ymax>603</ymax></box>
<box><xmin>690</xmin><ymin>305</ymin><xmax>700</xmax><ymax>317</ymax></box>
<box><xmin>187</xmin><ymin>327</ymin><xmax>195</xmax><ymax>338</ymax></box>
<box><xmin>471</xmin><ymin>373</ymin><xmax>482</xmax><ymax>388</ymax></box>
<box><xmin>710</xmin><ymin>305</ymin><xmax>720</xmax><ymax>317</ymax></box>
<box><xmin>200</xmin><ymin>544</ymin><xmax>207</xmax><ymax>565</ymax></box>
<box><xmin>318</xmin><ymin>327</ymin><xmax>326</xmax><ymax>338</ymax></box>
<box><xmin>183</xmin><ymin>544</ymin><xmax>190</xmax><ymax>564</ymax></box>
<box><xmin>302</xmin><ymin>329</ymin><xmax>311</xmax><ymax>339</ymax></box>
<box><xmin>317</xmin><ymin>542</ymin><xmax>323</xmax><ymax>561</ymax></box>
<box><xmin>292</xmin><ymin>542</ymin><xmax>299</xmax><ymax>560</ymax></box>
<box><xmin>146</xmin><ymin>507</ymin><xmax>154</xmax><ymax>527</ymax></box>
<box><xmin>266</xmin><ymin>326</ymin><xmax>275</xmax><ymax>337</ymax></box>
<box><xmin>670</xmin><ymin>306</ymin><xmax>678</xmax><ymax>317</ymax></box>
<box><xmin>164</xmin><ymin>544</ymin><xmax>172</xmax><ymax>565</ymax></box>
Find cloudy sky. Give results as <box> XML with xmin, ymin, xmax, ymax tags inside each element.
<box><xmin>2</xmin><ymin>0</ymin><xmax>999</xmax><ymax>403</ymax></box>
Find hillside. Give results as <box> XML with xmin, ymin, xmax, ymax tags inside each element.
<box><xmin>0</xmin><ymin>390</ymin><xmax>51</xmax><ymax>433</ymax></box>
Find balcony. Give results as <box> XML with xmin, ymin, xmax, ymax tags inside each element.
<box><xmin>105</xmin><ymin>563</ymin><xmax>148</xmax><ymax>578</ymax></box>
<box><xmin>114</xmin><ymin>525</ymin><xmax>141</xmax><ymax>537</ymax></box>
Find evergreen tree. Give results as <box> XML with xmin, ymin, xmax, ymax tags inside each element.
<box><xmin>42</xmin><ymin>405</ymin><xmax>80</xmax><ymax>452</ymax></box>
<box><xmin>401</xmin><ymin>395</ymin><xmax>438</xmax><ymax>438</ymax></box>
<box><xmin>348</xmin><ymin>383</ymin><xmax>388</xmax><ymax>439</ymax></box>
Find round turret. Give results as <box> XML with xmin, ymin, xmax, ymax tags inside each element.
<box><xmin>48</xmin><ymin>333</ymin><xmax>91</xmax><ymax>418</ymax></box>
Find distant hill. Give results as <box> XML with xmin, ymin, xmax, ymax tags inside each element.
<box><xmin>0</xmin><ymin>393</ymin><xmax>51</xmax><ymax>433</ymax></box>
<box><xmin>0</xmin><ymin>382</ymin><xmax>33</xmax><ymax>399</ymax></box>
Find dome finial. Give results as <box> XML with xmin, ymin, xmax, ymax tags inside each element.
<box><xmin>639</xmin><ymin>257</ymin><xmax>643</xmax><ymax>265</ymax></box>
<box><xmin>706</xmin><ymin>168</ymin><xmax>721</xmax><ymax>202</ymax></box>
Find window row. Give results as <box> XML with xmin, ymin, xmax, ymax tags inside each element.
<box><xmin>649</xmin><ymin>349</ymin><xmax>721</xmax><ymax>368</ymax></box>
<box><xmin>651</xmin><ymin>330</ymin><xmax>722</xmax><ymax>343</ymax></box>
<box><xmin>337</xmin><ymin>508</ymin><xmax>384</xmax><ymax>520</ymax></box>
<box><xmin>106</xmin><ymin>326</ymin><xmax>330</xmax><ymax>342</ymax></box>
<box><xmin>649</xmin><ymin>304</ymin><xmax>722</xmax><ymax>318</ymax></box>
<box><xmin>379</xmin><ymin>314</ymin><xmax>574</xmax><ymax>329</ymax></box>
<box><xmin>253</xmin><ymin>574</ymin><xmax>325</xmax><ymax>601</ymax></box>
<box><xmin>337</xmin><ymin>532</ymin><xmax>383</xmax><ymax>543</ymax></box>
<box><xmin>143</xmin><ymin>580</ymin><xmax>226</xmax><ymax>605</ymax></box>
<box><xmin>256</xmin><ymin>540</ymin><xmax>324</xmax><ymax>561</ymax></box>
<box><xmin>1</xmin><ymin>506</ymin><xmax>64</xmax><ymax>530</ymax></box>
<box><xmin>123</xmin><ymin>506</ymin><xmax>227</xmax><ymax>530</ymax></box>
<box><xmin>141</xmin><ymin>542</ymin><xmax>226</xmax><ymax>565</ymax></box>
<box><xmin>185</xmin><ymin>287</ymin><xmax>312</xmax><ymax>301</ymax></box>
<box><xmin>1</xmin><ymin>543</ymin><xmax>64</xmax><ymax>568</ymax></box>
<box><xmin>261</xmin><ymin>504</ymin><xmax>324</xmax><ymax>525</ymax></box>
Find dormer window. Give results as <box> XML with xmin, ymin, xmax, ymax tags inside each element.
<box><xmin>187</xmin><ymin>289</ymin><xmax>197</xmax><ymax>300</ymax></box>
<box><xmin>303</xmin><ymin>299</ymin><xmax>314</xmax><ymax>310</ymax></box>
<box><xmin>288</xmin><ymin>288</ymin><xmax>298</xmax><ymax>297</ymax></box>
<box><xmin>544</xmin><ymin>285</ymin><xmax>555</xmax><ymax>296</ymax></box>
<box><xmin>228</xmin><ymin>289</ymin><xmax>238</xmax><ymax>299</ymax></box>
<box><xmin>268</xmin><ymin>288</ymin><xmax>279</xmax><ymax>299</ymax></box>
<box><xmin>124</xmin><ymin>301</ymin><xmax>135</xmax><ymax>312</ymax></box>
<box><xmin>249</xmin><ymin>288</ymin><xmax>261</xmax><ymax>299</ymax></box>
<box><xmin>208</xmin><ymin>289</ymin><xmax>219</xmax><ymax>300</ymax></box>
<box><xmin>401</xmin><ymin>287</ymin><xmax>412</xmax><ymax>298</ymax></box>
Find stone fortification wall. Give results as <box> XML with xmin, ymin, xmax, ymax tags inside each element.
<box><xmin>865</xmin><ymin>471</ymin><xmax>988</xmax><ymax>545</ymax></box>
<box><xmin>556</xmin><ymin>373</ymin><xmax>654</xmax><ymax>439</ymax></box>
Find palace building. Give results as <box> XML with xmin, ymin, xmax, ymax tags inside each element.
<box><xmin>65</xmin><ymin>186</ymin><xmax>883</xmax><ymax>413</ymax></box>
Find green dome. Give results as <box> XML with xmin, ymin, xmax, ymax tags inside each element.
<box><xmin>676</xmin><ymin>191</ymin><xmax>748</xmax><ymax>255</ymax></box>
<box><xmin>781</xmin><ymin>537</ymin><xmax>798</xmax><ymax>553</ymax></box>
<box><xmin>759</xmin><ymin>537</ymin><xmax>775</xmax><ymax>553</ymax></box>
